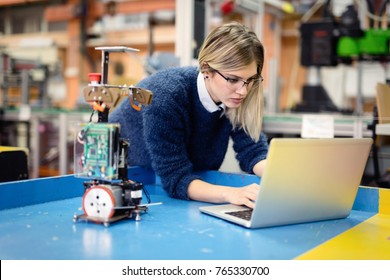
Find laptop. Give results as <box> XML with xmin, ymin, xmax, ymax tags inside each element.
<box><xmin>199</xmin><ymin>138</ymin><xmax>372</xmax><ymax>228</ymax></box>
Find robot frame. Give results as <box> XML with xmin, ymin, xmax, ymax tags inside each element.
<box><xmin>72</xmin><ymin>46</ymin><xmax>160</xmax><ymax>227</ymax></box>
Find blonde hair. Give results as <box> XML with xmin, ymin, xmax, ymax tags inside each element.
<box><xmin>198</xmin><ymin>22</ymin><xmax>265</xmax><ymax>142</ymax></box>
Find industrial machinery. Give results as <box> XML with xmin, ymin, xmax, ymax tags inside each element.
<box><xmin>294</xmin><ymin>0</ymin><xmax>390</xmax><ymax>114</ymax></box>
<box><xmin>73</xmin><ymin>46</ymin><xmax>158</xmax><ymax>227</ymax></box>
<box><xmin>0</xmin><ymin>51</ymin><xmax>50</xmax><ymax>109</ymax></box>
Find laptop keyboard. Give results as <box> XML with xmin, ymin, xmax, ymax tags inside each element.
<box><xmin>225</xmin><ymin>209</ymin><xmax>253</xmax><ymax>221</ymax></box>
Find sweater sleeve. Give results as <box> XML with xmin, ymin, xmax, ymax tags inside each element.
<box><xmin>140</xmin><ymin>71</ymin><xmax>202</xmax><ymax>200</ymax></box>
<box><xmin>231</xmin><ymin>130</ymin><xmax>269</xmax><ymax>174</ymax></box>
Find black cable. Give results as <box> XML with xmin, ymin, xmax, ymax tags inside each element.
<box><xmin>89</xmin><ymin>109</ymin><xmax>96</xmax><ymax>122</ymax></box>
<box><xmin>143</xmin><ymin>186</ymin><xmax>151</xmax><ymax>204</ymax></box>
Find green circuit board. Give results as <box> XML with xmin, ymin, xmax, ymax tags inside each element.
<box><xmin>75</xmin><ymin>123</ymin><xmax>120</xmax><ymax>180</ymax></box>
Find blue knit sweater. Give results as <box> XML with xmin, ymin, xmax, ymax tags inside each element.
<box><xmin>109</xmin><ymin>66</ymin><xmax>268</xmax><ymax>200</ymax></box>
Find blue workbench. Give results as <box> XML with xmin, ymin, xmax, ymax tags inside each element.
<box><xmin>0</xmin><ymin>167</ymin><xmax>389</xmax><ymax>260</ymax></box>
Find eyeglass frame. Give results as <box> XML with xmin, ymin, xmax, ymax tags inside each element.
<box><xmin>213</xmin><ymin>69</ymin><xmax>264</xmax><ymax>90</ymax></box>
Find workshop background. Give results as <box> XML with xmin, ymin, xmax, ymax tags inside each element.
<box><xmin>0</xmin><ymin>0</ymin><xmax>389</xmax><ymax>189</ymax></box>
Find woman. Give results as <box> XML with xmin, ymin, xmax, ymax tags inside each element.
<box><xmin>109</xmin><ymin>22</ymin><xmax>268</xmax><ymax>208</ymax></box>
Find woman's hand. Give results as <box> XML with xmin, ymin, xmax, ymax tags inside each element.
<box><xmin>188</xmin><ymin>179</ymin><xmax>260</xmax><ymax>208</ymax></box>
<box><xmin>224</xmin><ymin>183</ymin><xmax>260</xmax><ymax>208</ymax></box>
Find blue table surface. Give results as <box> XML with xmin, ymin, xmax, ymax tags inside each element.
<box><xmin>0</xmin><ymin>169</ymin><xmax>377</xmax><ymax>260</ymax></box>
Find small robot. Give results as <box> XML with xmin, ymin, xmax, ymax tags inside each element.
<box><xmin>73</xmin><ymin>46</ymin><xmax>159</xmax><ymax>227</ymax></box>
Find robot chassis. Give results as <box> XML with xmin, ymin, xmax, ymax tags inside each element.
<box><xmin>73</xmin><ymin>46</ymin><xmax>158</xmax><ymax>227</ymax></box>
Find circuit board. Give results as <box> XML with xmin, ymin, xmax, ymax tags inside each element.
<box><xmin>75</xmin><ymin>123</ymin><xmax>120</xmax><ymax>180</ymax></box>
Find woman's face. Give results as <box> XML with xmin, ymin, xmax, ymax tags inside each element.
<box><xmin>205</xmin><ymin>60</ymin><xmax>258</xmax><ymax>109</ymax></box>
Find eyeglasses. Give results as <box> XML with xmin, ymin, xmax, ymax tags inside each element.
<box><xmin>214</xmin><ymin>69</ymin><xmax>263</xmax><ymax>91</ymax></box>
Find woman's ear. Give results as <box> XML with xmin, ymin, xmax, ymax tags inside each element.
<box><xmin>201</xmin><ymin>68</ymin><xmax>209</xmax><ymax>79</ymax></box>
<box><xmin>200</xmin><ymin>62</ymin><xmax>210</xmax><ymax>73</ymax></box>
